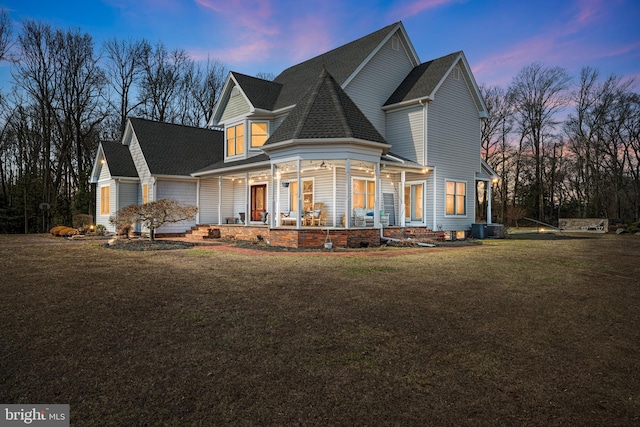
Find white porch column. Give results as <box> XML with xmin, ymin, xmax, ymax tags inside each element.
<box><xmin>374</xmin><ymin>162</ymin><xmax>380</xmax><ymax>227</ymax></box>
<box><xmin>432</xmin><ymin>166</ymin><xmax>437</xmax><ymax>231</ymax></box>
<box><xmin>487</xmin><ymin>181</ymin><xmax>492</xmax><ymax>224</ymax></box>
<box><xmin>345</xmin><ymin>159</ymin><xmax>351</xmax><ymax>228</ymax></box>
<box><xmin>270</xmin><ymin>163</ymin><xmax>276</xmax><ymax>228</ymax></box>
<box><xmin>400</xmin><ymin>170</ymin><xmax>406</xmax><ymax>227</ymax></box>
<box><xmin>196</xmin><ymin>179</ymin><xmax>201</xmax><ymax>224</ymax></box>
<box><xmin>244</xmin><ymin>172</ymin><xmax>249</xmax><ymax>225</ymax></box>
<box><xmin>217</xmin><ymin>176</ymin><xmax>222</xmax><ymax>225</ymax></box>
<box><xmin>275</xmin><ymin>165</ymin><xmax>281</xmax><ymax>227</ymax></box>
<box><xmin>296</xmin><ymin>158</ymin><xmax>302</xmax><ymax>228</ymax></box>
<box><xmin>332</xmin><ymin>165</ymin><xmax>337</xmax><ymax>227</ymax></box>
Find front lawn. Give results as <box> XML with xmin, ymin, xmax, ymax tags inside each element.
<box><xmin>1</xmin><ymin>234</ymin><xmax>638</xmax><ymax>425</ymax></box>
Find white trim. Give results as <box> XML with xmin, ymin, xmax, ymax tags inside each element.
<box><xmin>403</xmin><ymin>180</ymin><xmax>427</xmax><ymax>225</ymax></box>
<box><xmin>444</xmin><ymin>178</ymin><xmax>468</xmax><ymax>218</ymax></box>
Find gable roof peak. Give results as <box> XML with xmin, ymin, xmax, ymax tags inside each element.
<box><xmin>264</xmin><ymin>69</ymin><xmax>387</xmax><ymax>148</ymax></box>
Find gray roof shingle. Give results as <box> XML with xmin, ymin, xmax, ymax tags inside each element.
<box><xmin>385</xmin><ymin>51</ymin><xmax>461</xmax><ymax>106</ymax></box>
<box><xmin>231</xmin><ymin>72</ymin><xmax>282</xmax><ymax>110</ymax></box>
<box><xmin>101</xmin><ymin>140</ymin><xmax>138</xmax><ymax>178</ymax></box>
<box><xmin>265</xmin><ymin>69</ymin><xmax>387</xmax><ymax>146</ymax></box>
<box><xmin>271</xmin><ymin>22</ymin><xmax>400</xmax><ymax>110</ymax></box>
<box><xmin>129</xmin><ymin>118</ymin><xmax>224</xmax><ymax>176</ymax></box>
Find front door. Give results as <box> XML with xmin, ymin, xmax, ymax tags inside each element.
<box><xmin>251</xmin><ymin>184</ymin><xmax>267</xmax><ymax>222</ymax></box>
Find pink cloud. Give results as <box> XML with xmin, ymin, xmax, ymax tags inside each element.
<box><xmin>388</xmin><ymin>0</ymin><xmax>463</xmax><ymax>18</ymax></box>
<box><xmin>288</xmin><ymin>16</ymin><xmax>334</xmax><ymax>63</ymax></box>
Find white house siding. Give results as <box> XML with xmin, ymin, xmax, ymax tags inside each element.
<box><xmin>428</xmin><ymin>62</ymin><xmax>482</xmax><ymax>231</ymax></box>
<box><xmin>220</xmin><ymin>90</ymin><xmax>251</xmax><ymax>123</ymax></box>
<box><xmin>220</xmin><ymin>179</ymin><xmax>235</xmax><ymax>220</ymax></box>
<box><xmin>155</xmin><ymin>179</ymin><xmax>198</xmax><ymax>233</ymax></box>
<box><xmin>96</xmin><ymin>180</ymin><xmax>115</xmax><ymax>231</ymax></box>
<box><xmin>128</xmin><ymin>135</ymin><xmax>151</xmax><ymax>181</ymax></box>
<box><xmin>386</xmin><ymin>105</ymin><xmax>424</xmax><ymax>164</ymax></box>
<box><xmin>198</xmin><ymin>178</ymin><xmax>219</xmax><ymax>224</ymax></box>
<box><xmin>345</xmin><ymin>33</ymin><xmax>416</xmax><ymax>137</ymax></box>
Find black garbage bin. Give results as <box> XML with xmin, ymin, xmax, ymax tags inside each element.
<box><xmin>471</xmin><ymin>223</ymin><xmax>487</xmax><ymax>239</ymax></box>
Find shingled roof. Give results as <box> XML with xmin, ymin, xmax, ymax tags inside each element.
<box><xmin>271</xmin><ymin>22</ymin><xmax>401</xmax><ymax>110</ymax></box>
<box><xmin>264</xmin><ymin>69</ymin><xmax>387</xmax><ymax>146</ymax></box>
<box><xmin>101</xmin><ymin>140</ymin><xmax>138</xmax><ymax>178</ymax></box>
<box><xmin>129</xmin><ymin>118</ymin><xmax>224</xmax><ymax>176</ymax></box>
<box><xmin>230</xmin><ymin>72</ymin><xmax>282</xmax><ymax>111</ymax></box>
<box><xmin>384</xmin><ymin>51</ymin><xmax>462</xmax><ymax>106</ymax></box>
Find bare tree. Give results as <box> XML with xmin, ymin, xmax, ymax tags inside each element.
<box><xmin>0</xmin><ymin>9</ymin><xmax>12</xmax><ymax>61</ymax></box>
<box><xmin>103</xmin><ymin>37</ymin><xmax>150</xmax><ymax>138</ymax></box>
<box><xmin>510</xmin><ymin>63</ymin><xmax>571</xmax><ymax>222</ymax></box>
<box><xmin>137</xmin><ymin>42</ymin><xmax>190</xmax><ymax>123</ymax></box>
<box><xmin>481</xmin><ymin>85</ymin><xmax>514</xmax><ymax>222</ymax></box>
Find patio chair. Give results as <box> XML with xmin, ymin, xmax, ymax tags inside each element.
<box><xmin>312</xmin><ymin>209</ymin><xmax>327</xmax><ymax>226</ymax></box>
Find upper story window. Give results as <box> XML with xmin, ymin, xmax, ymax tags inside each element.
<box><xmin>445</xmin><ymin>180</ymin><xmax>466</xmax><ymax>215</ymax></box>
<box><xmin>251</xmin><ymin>122</ymin><xmax>268</xmax><ymax>149</ymax></box>
<box><xmin>226</xmin><ymin>123</ymin><xmax>244</xmax><ymax>157</ymax></box>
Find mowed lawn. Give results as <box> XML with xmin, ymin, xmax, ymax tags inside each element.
<box><xmin>1</xmin><ymin>234</ymin><xmax>639</xmax><ymax>426</ymax></box>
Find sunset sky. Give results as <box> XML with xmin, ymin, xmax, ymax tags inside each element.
<box><xmin>1</xmin><ymin>0</ymin><xmax>638</xmax><ymax>88</ymax></box>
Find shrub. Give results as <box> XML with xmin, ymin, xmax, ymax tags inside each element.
<box><xmin>73</xmin><ymin>214</ymin><xmax>94</xmax><ymax>232</ymax></box>
<box><xmin>50</xmin><ymin>225</ymin><xmax>66</xmax><ymax>236</ymax></box>
<box><xmin>95</xmin><ymin>224</ymin><xmax>107</xmax><ymax>235</ymax></box>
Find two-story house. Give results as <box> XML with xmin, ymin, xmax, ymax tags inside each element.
<box><xmin>91</xmin><ymin>21</ymin><xmax>498</xmax><ymax>247</ymax></box>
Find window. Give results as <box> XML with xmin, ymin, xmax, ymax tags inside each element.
<box><xmin>353</xmin><ymin>178</ymin><xmax>375</xmax><ymax>209</ymax></box>
<box><xmin>226</xmin><ymin>123</ymin><xmax>244</xmax><ymax>157</ymax></box>
<box><xmin>289</xmin><ymin>179</ymin><xmax>313</xmax><ymax>212</ymax></box>
<box><xmin>142</xmin><ymin>184</ymin><xmax>148</xmax><ymax>204</ymax></box>
<box><xmin>251</xmin><ymin>122</ymin><xmax>268</xmax><ymax>148</ymax></box>
<box><xmin>100</xmin><ymin>186</ymin><xmax>110</xmax><ymax>215</ymax></box>
<box><xmin>446</xmin><ymin>181</ymin><xmax>466</xmax><ymax>215</ymax></box>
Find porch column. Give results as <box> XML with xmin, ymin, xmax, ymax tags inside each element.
<box><xmin>270</xmin><ymin>163</ymin><xmax>276</xmax><ymax>228</ymax></box>
<box><xmin>332</xmin><ymin>165</ymin><xmax>337</xmax><ymax>227</ymax></box>
<box><xmin>400</xmin><ymin>170</ymin><xmax>406</xmax><ymax>227</ymax></box>
<box><xmin>374</xmin><ymin>162</ymin><xmax>380</xmax><ymax>227</ymax></box>
<box><xmin>487</xmin><ymin>180</ymin><xmax>492</xmax><ymax>224</ymax></box>
<box><xmin>196</xmin><ymin>179</ymin><xmax>201</xmax><ymax>224</ymax></box>
<box><xmin>432</xmin><ymin>166</ymin><xmax>437</xmax><ymax>231</ymax></box>
<box><xmin>275</xmin><ymin>165</ymin><xmax>281</xmax><ymax>227</ymax></box>
<box><xmin>345</xmin><ymin>159</ymin><xmax>351</xmax><ymax>228</ymax></box>
<box><xmin>217</xmin><ymin>176</ymin><xmax>222</xmax><ymax>225</ymax></box>
<box><xmin>296</xmin><ymin>158</ymin><xmax>302</xmax><ymax>228</ymax></box>
<box><xmin>245</xmin><ymin>172</ymin><xmax>249</xmax><ymax>225</ymax></box>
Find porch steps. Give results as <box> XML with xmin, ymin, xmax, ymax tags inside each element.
<box><xmin>184</xmin><ymin>224</ymin><xmax>221</xmax><ymax>241</ymax></box>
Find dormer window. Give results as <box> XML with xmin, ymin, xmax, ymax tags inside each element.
<box><xmin>250</xmin><ymin>122</ymin><xmax>268</xmax><ymax>149</ymax></box>
<box><xmin>226</xmin><ymin>123</ymin><xmax>244</xmax><ymax>157</ymax></box>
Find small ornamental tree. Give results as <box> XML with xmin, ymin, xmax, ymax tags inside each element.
<box><xmin>111</xmin><ymin>199</ymin><xmax>198</xmax><ymax>241</ymax></box>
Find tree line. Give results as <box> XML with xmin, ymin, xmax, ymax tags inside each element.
<box><xmin>0</xmin><ymin>13</ymin><xmax>227</xmax><ymax>232</ymax></box>
<box><xmin>0</xmin><ymin>12</ymin><xmax>638</xmax><ymax>233</ymax></box>
<box><xmin>482</xmin><ymin>63</ymin><xmax>639</xmax><ymax>226</ymax></box>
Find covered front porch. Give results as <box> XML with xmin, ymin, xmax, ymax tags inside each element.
<box><xmin>194</xmin><ymin>156</ymin><xmax>437</xmax><ymax>231</ymax></box>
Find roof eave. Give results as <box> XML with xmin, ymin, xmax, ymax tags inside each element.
<box><xmin>192</xmin><ymin>160</ymin><xmax>272</xmax><ymax>177</ymax></box>
<box><xmin>261</xmin><ymin>138</ymin><xmax>391</xmax><ymax>153</ymax></box>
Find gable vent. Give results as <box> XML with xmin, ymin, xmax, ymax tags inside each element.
<box><xmin>392</xmin><ymin>36</ymin><xmax>400</xmax><ymax>51</ymax></box>
<box><xmin>231</xmin><ymin>86</ymin><xmax>240</xmax><ymax>97</ymax></box>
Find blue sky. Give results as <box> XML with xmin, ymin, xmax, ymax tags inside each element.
<box><xmin>1</xmin><ymin>0</ymin><xmax>639</xmax><ymax>87</ymax></box>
